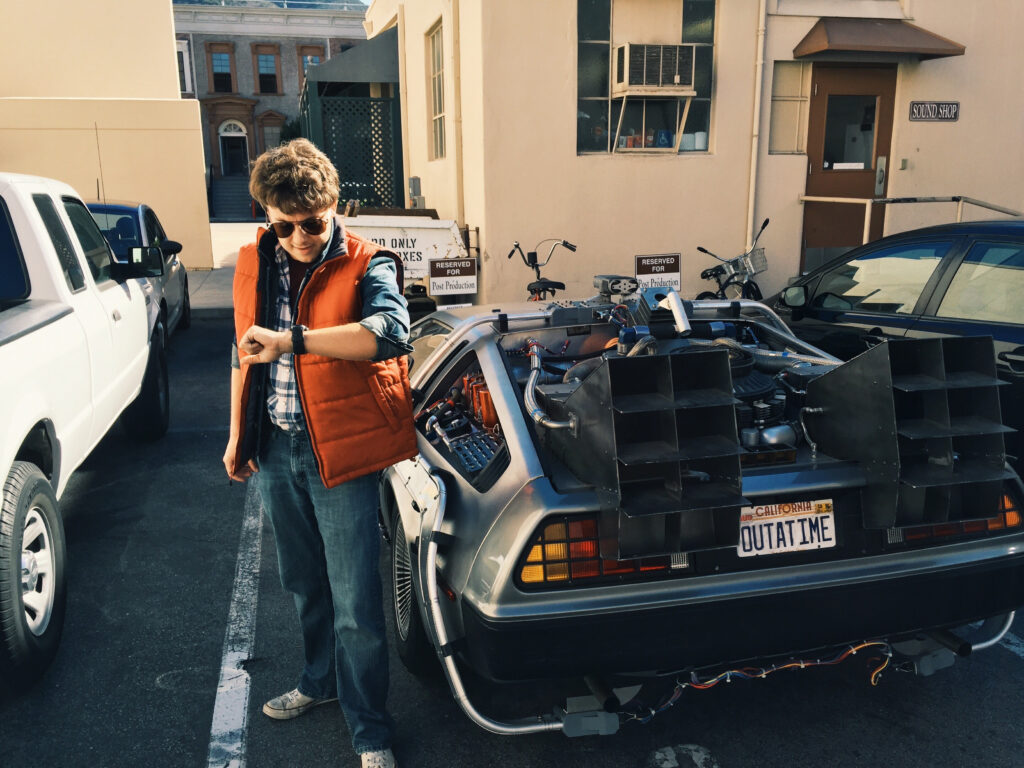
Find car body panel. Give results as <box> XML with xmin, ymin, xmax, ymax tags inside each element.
<box><xmin>382</xmin><ymin>292</ymin><xmax>1024</xmax><ymax>699</ymax></box>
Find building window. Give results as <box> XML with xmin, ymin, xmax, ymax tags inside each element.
<box><xmin>576</xmin><ymin>0</ymin><xmax>715</xmax><ymax>154</ymax></box>
<box><xmin>428</xmin><ymin>21</ymin><xmax>445</xmax><ymax>160</ymax></box>
<box><xmin>209</xmin><ymin>44</ymin><xmax>234</xmax><ymax>93</ymax></box>
<box><xmin>298</xmin><ymin>44</ymin><xmax>325</xmax><ymax>89</ymax></box>
<box><xmin>251</xmin><ymin>44</ymin><xmax>282</xmax><ymax>95</ymax></box>
<box><xmin>177</xmin><ymin>39</ymin><xmax>193</xmax><ymax>95</ymax></box>
<box><xmin>258</xmin><ymin>54</ymin><xmax>277</xmax><ymax>93</ymax></box>
<box><xmin>769</xmin><ymin>61</ymin><xmax>811</xmax><ymax>154</ymax></box>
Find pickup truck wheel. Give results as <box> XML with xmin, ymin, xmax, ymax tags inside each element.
<box><xmin>179</xmin><ymin>278</ymin><xmax>191</xmax><ymax>331</ymax></box>
<box><xmin>391</xmin><ymin>512</ymin><xmax>435</xmax><ymax>675</ymax></box>
<box><xmin>123</xmin><ymin>343</ymin><xmax>170</xmax><ymax>441</ymax></box>
<box><xmin>0</xmin><ymin>462</ymin><xmax>67</xmax><ymax>692</ymax></box>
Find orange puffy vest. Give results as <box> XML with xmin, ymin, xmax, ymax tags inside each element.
<box><xmin>230</xmin><ymin>227</ymin><xmax>417</xmax><ymax>488</ymax></box>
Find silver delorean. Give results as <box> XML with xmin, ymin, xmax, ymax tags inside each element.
<box><xmin>379</xmin><ymin>278</ymin><xmax>1024</xmax><ymax>737</ymax></box>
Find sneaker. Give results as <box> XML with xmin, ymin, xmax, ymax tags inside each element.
<box><xmin>262</xmin><ymin>688</ymin><xmax>337</xmax><ymax>720</ymax></box>
<box><xmin>360</xmin><ymin>748</ymin><xmax>397</xmax><ymax>768</ymax></box>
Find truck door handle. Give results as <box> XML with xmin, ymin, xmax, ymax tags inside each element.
<box><xmin>112</xmin><ymin>309</ymin><xmax>122</xmax><ymax>322</ymax></box>
<box><xmin>998</xmin><ymin>348</ymin><xmax>1024</xmax><ymax>372</ymax></box>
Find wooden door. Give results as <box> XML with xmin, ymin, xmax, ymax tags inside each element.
<box><xmin>802</xmin><ymin>65</ymin><xmax>897</xmax><ymax>271</ymax></box>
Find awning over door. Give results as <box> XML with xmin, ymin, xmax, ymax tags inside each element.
<box><xmin>794</xmin><ymin>18</ymin><xmax>965</xmax><ymax>60</ymax></box>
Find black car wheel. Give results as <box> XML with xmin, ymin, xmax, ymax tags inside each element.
<box><xmin>0</xmin><ymin>461</ymin><xmax>67</xmax><ymax>692</ymax></box>
<box><xmin>391</xmin><ymin>511</ymin><xmax>436</xmax><ymax>675</ymax></box>
<box><xmin>123</xmin><ymin>340</ymin><xmax>170</xmax><ymax>441</ymax></box>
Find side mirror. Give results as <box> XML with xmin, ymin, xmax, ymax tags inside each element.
<box><xmin>159</xmin><ymin>240</ymin><xmax>183</xmax><ymax>256</ymax></box>
<box><xmin>118</xmin><ymin>245</ymin><xmax>165</xmax><ymax>279</ymax></box>
<box><xmin>781</xmin><ymin>285</ymin><xmax>807</xmax><ymax>308</ymax></box>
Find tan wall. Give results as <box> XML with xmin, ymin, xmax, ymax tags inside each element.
<box><xmin>1</xmin><ymin>0</ymin><xmax>180</xmax><ymax>99</ymax></box>
<box><xmin>0</xmin><ymin>0</ymin><xmax>212</xmax><ymax>268</ymax></box>
<box><xmin>757</xmin><ymin>2</ymin><xmax>1024</xmax><ymax>294</ymax></box>
<box><xmin>374</xmin><ymin>0</ymin><xmax>760</xmax><ymax>302</ymax></box>
<box><xmin>371</xmin><ymin>0</ymin><xmax>1023</xmax><ymax>303</ymax></box>
<box><xmin>0</xmin><ymin>99</ymin><xmax>213</xmax><ymax>269</ymax></box>
<box><xmin>885</xmin><ymin>1</ymin><xmax>1024</xmax><ymax>232</ymax></box>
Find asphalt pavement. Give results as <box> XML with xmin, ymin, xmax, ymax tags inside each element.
<box><xmin>3</xmin><ymin>306</ymin><xmax>1024</xmax><ymax>767</ymax></box>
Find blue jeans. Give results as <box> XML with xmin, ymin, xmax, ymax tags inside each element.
<box><xmin>255</xmin><ymin>426</ymin><xmax>392</xmax><ymax>754</ymax></box>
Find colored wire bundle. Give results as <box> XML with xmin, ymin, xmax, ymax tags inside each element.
<box><xmin>623</xmin><ymin>641</ymin><xmax>892</xmax><ymax>726</ymax></box>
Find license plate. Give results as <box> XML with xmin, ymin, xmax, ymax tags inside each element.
<box><xmin>737</xmin><ymin>498</ymin><xmax>836</xmax><ymax>558</ymax></box>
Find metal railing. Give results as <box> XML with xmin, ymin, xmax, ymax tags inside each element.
<box><xmin>798</xmin><ymin>195</ymin><xmax>1022</xmax><ymax>246</ymax></box>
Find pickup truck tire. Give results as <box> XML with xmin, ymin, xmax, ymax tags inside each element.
<box><xmin>122</xmin><ymin>342</ymin><xmax>170</xmax><ymax>441</ymax></box>
<box><xmin>0</xmin><ymin>461</ymin><xmax>67</xmax><ymax>692</ymax></box>
<box><xmin>391</xmin><ymin>511</ymin><xmax>436</xmax><ymax>675</ymax></box>
<box><xmin>179</xmin><ymin>278</ymin><xmax>191</xmax><ymax>331</ymax></box>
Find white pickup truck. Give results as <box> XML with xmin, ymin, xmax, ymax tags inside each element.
<box><xmin>0</xmin><ymin>172</ymin><xmax>170</xmax><ymax>691</ymax></box>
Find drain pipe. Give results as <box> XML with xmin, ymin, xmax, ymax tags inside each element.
<box><xmin>745</xmin><ymin>0</ymin><xmax>768</xmax><ymax>249</ymax></box>
<box><xmin>424</xmin><ymin>469</ymin><xmax>563</xmax><ymax>734</ymax></box>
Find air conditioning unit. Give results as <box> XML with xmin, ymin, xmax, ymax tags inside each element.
<box><xmin>612</xmin><ymin>43</ymin><xmax>696</xmax><ymax>96</ymax></box>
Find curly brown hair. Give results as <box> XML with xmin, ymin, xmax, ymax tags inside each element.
<box><xmin>248</xmin><ymin>138</ymin><xmax>340</xmax><ymax>214</ymax></box>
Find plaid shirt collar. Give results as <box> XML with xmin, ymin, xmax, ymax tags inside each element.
<box><xmin>265</xmin><ymin>217</ymin><xmax>346</xmax><ymax>431</ymax></box>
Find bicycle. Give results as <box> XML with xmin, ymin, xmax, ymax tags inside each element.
<box><xmin>507</xmin><ymin>238</ymin><xmax>577</xmax><ymax>300</ymax></box>
<box><xmin>695</xmin><ymin>218</ymin><xmax>770</xmax><ymax>301</ymax></box>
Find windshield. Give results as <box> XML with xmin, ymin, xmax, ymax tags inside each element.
<box><xmin>408</xmin><ymin>317</ymin><xmax>452</xmax><ymax>374</ymax></box>
<box><xmin>90</xmin><ymin>208</ymin><xmax>141</xmax><ymax>261</ymax></box>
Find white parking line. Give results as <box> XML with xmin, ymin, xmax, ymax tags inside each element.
<box><xmin>207</xmin><ymin>483</ymin><xmax>263</xmax><ymax>768</ymax></box>
<box><xmin>648</xmin><ymin>744</ymin><xmax>720</xmax><ymax>768</ymax></box>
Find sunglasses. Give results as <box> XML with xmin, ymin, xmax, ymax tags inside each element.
<box><xmin>266</xmin><ymin>215</ymin><xmax>330</xmax><ymax>238</ymax></box>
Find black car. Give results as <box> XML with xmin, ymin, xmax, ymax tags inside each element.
<box><xmin>772</xmin><ymin>220</ymin><xmax>1024</xmax><ymax>473</ymax></box>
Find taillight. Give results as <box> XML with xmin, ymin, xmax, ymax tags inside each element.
<box><xmin>896</xmin><ymin>493</ymin><xmax>1022</xmax><ymax>543</ymax></box>
<box><xmin>517</xmin><ymin>515</ymin><xmax>689</xmax><ymax>588</ymax></box>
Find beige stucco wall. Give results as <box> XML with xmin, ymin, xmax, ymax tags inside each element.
<box><xmin>1</xmin><ymin>0</ymin><xmax>180</xmax><ymax>99</ymax></box>
<box><xmin>0</xmin><ymin>0</ymin><xmax>212</xmax><ymax>269</ymax></box>
<box><xmin>371</xmin><ymin>0</ymin><xmax>760</xmax><ymax>302</ymax></box>
<box><xmin>371</xmin><ymin>0</ymin><xmax>1022</xmax><ymax>302</ymax></box>
<box><xmin>756</xmin><ymin>0</ymin><xmax>1023</xmax><ymax>294</ymax></box>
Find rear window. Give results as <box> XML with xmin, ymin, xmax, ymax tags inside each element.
<box><xmin>63</xmin><ymin>197</ymin><xmax>113</xmax><ymax>283</ymax></box>
<box><xmin>90</xmin><ymin>207</ymin><xmax>141</xmax><ymax>261</ymax></box>
<box><xmin>0</xmin><ymin>196</ymin><xmax>30</xmax><ymax>302</ymax></box>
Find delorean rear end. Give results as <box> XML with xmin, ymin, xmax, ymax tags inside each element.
<box><xmin>380</xmin><ymin>279</ymin><xmax>1024</xmax><ymax>737</ymax></box>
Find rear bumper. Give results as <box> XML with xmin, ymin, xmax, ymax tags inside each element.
<box><xmin>460</xmin><ymin>551</ymin><xmax>1024</xmax><ymax>682</ymax></box>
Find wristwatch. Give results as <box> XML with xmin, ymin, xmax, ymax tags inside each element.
<box><xmin>290</xmin><ymin>324</ymin><xmax>308</xmax><ymax>355</ymax></box>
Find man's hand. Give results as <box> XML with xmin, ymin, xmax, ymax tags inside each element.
<box><xmin>239</xmin><ymin>325</ymin><xmax>290</xmax><ymax>365</ymax></box>
<box><xmin>223</xmin><ymin>434</ymin><xmax>259</xmax><ymax>482</ymax></box>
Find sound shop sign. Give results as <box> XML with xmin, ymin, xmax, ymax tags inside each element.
<box><xmin>909</xmin><ymin>101</ymin><xmax>960</xmax><ymax>122</ymax></box>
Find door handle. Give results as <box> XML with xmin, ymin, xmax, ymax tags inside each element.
<box><xmin>875</xmin><ymin>156</ymin><xmax>887</xmax><ymax>195</ymax></box>
<box><xmin>998</xmin><ymin>348</ymin><xmax>1024</xmax><ymax>372</ymax></box>
<box><xmin>112</xmin><ymin>309</ymin><xmax>122</xmax><ymax>322</ymax></box>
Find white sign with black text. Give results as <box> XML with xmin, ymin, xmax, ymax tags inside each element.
<box><xmin>428</xmin><ymin>258</ymin><xmax>478</xmax><ymax>295</ymax></box>
<box><xmin>344</xmin><ymin>216</ymin><xmax>467</xmax><ymax>280</ymax></box>
<box><xmin>634</xmin><ymin>253</ymin><xmax>681</xmax><ymax>292</ymax></box>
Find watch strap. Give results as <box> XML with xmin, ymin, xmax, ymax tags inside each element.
<box><xmin>290</xmin><ymin>324</ymin><xmax>308</xmax><ymax>355</ymax></box>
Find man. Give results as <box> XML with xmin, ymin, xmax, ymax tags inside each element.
<box><xmin>223</xmin><ymin>138</ymin><xmax>416</xmax><ymax>768</ymax></box>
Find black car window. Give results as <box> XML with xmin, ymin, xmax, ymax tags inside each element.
<box><xmin>0</xmin><ymin>196</ymin><xmax>30</xmax><ymax>302</ymax></box>
<box><xmin>34</xmin><ymin>194</ymin><xmax>86</xmax><ymax>292</ymax></box>
<box><xmin>90</xmin><ymin>208</ymin><xmax>141</xmax><ymax>261</ymax></box>
<box><xmin>811</xmin><ymin>240</ymin><xmax>952</xmax><ymax>314</ymax></box>
<box><xmin>936</xmin><ymin>240</ymin><xmax>1024</xmax><ymax>325</ymax></box>
<box><xmin>63</xmin><ymin>197</ymin><xmax>114</xmax><ymax>283</ymax></box>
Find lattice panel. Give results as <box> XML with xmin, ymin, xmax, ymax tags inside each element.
<box><xmin>320</xmin><ymin>97</ymin><xmax>399</xmax><ymax>207</ymax></box>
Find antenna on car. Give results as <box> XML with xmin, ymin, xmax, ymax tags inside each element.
<box><xmin>94</xmin><ymin>122</ymin><xmax>107</xmax><ymax>204</ymax></box>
